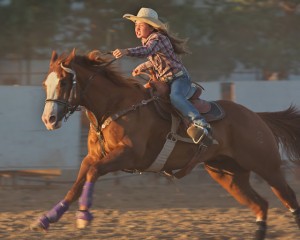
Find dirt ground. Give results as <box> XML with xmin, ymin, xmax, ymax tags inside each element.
<box><xmin>0</xmin><ymin>165</ymin><xmax>299</xmax><ymax>240</ymax></box>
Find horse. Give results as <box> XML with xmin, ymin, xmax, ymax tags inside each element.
<box><xmin>31</xmin><ymin>49</ymin><xmax>300</xmax><ymax>240</ymax></box>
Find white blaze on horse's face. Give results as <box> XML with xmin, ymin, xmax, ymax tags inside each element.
<box><xmin>45</xmin><ymin>72</ymin><xmax>60</xmax><ymax>99</ymax></box>
<box><xmin>42</xmin><ymin>71</ymin><xmax>63</xmax><ymax>130</ymax></box>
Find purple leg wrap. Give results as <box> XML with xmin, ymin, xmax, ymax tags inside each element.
<box><xmin>79</xmin><ymin>182</ymin><xmax>94</xmax><ymax>209</ymax></box>
<box><xmin>45</xmin><ymin>200</ymin><xmax>69</xmax><ymax>223</ymax></box>
<box><xmin>38</xmin><ymin>215</ymin><xmax>50</xmax><ymax>230</ymax></box>
<box><xmin>76</xmin><ymin>210</ymin><xmax>94</xmax><ymax>221</ymax></box>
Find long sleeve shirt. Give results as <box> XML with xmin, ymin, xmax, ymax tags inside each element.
<box><xmin>126</xmin><ymin>32</ymin><xmax>184</xmax><ymax>79</ymax></box>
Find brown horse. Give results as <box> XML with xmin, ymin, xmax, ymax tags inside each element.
<box><xmin>31</xmin><ymin>49</ymin><xmax>300</xmax><ymax>240</ymax></box>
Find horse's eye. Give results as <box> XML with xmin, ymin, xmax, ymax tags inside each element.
<box><xmin>60</xmin><ymin>80</ymin><xmax>67</xmax><ymax>87</ymax></box>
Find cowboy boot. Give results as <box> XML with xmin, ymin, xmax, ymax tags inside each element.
<box><xmin>187</xmin><ymin>118</ymin><xmax>212</xmax><ymax>144</ymax></box>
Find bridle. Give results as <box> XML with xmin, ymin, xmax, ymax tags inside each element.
<box><xmin>45</xmin><ymin>63</ymin><xmax>94</xmax><ymax>121</ymax></box>
<box><xmin>44</xmin><ymin>52</ymin><xmax>150</xmax><ymax>123</ymax></box>
<box><xmin>45</xmin><ymin>53</ymin><xmax>117</xmax><ymax>121</ymax></box>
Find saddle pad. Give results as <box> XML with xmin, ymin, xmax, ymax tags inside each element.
<box><xmin>192</xmin><ymin>100</ymin><xmax>225</xmax><ymax>122</ymax></box>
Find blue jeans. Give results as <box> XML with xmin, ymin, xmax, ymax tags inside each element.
<box><xmin>169</xmin><ymin>72</ymin><xmax>203</xmax><ymax>124</ymax></box>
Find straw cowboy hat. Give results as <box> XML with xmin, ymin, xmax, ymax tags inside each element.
<box><xmin>123</xmin><ymin>8</ymin><xmax>167</xmax><ymax>31</ymax></box>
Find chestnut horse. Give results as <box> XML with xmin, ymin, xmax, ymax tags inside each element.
<box><xmin>31</xmin><ymin>49</ymin><xmax>300</xmax><ymax>240</ymax></box>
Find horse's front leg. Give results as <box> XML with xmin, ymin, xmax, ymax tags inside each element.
<box><xmin>30</xmin><ymin>155</ymin><xmax>93</xmax><ymax>231</ymax></box>
<box><xmin>76</xmin><ymin>146</ymin><xmax>135</xmax><ymax>229</ymax></box>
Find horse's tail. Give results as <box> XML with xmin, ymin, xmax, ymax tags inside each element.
<box><xmin>257</xmin><ymin>105</ymin><xmax>300</xmax><ymax>163</ymax></box>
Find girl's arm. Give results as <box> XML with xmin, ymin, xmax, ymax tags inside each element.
<box><xmin>113</xmin><ymin>33</ymin><xmax>161</xmax><ymax>59</ymax></box>
<box><xmin>127</xmin><ymin>37</ymin><xmax>160</xmax><ymax>58</ymax></box>
<box><xmin>132</xmin><ymin>61</ymin><xmax>153</xmax><ymax>76</ymax></box>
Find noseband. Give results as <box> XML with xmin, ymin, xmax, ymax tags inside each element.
<box><xmin>44</xmin><ymin>98</ymin><xmax>79</xmax><ymax>121</ymax></box>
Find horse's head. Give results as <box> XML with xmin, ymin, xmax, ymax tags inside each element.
<box><xmin>42</xmin><ymin>49</ymin><xmax>78</xmax><ymax>130</ymax></box>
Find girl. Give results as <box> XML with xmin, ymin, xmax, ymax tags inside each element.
<box><xmin>113</xmin><ymin>7</ymin><xmax>211</xmax><ymax>144</ymax></box>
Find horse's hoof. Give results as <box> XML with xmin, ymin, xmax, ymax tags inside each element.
<box><xmin>254</xmin><ymin>221</ymin><xmax>267</xmax><ymax>240</ymax></box>
<box><xmin>76</xmin><ymin>210</ymin><xmax>93</xmax><ymax>229</ymax></box>
<box><xmin>255</xmin><ymin>229</ymin><xmax>266</xmax><ymax>240</ymax></box>
<box><xmin>30</xmin><ymin>216</ymin><xmax>49</xmax><ymax>231</ymax></box>
<box><xmin>292</xmin><ymin>208</ymin><xmax>300</xmax><ymax>229</ymax></box>
<box><xmin>30</xmin><ymin>215</ymin><xmax>49</xmax><ymax>232</ymax></box>
<box><xmin>76</xmin><ymin>218</ymin><xmax>91</xmax><ymax>229</ymax></box>
<box><xmin>295</xmin><ymin>215</ymin><xmax>300</xmax><ymax>229</ymax></box>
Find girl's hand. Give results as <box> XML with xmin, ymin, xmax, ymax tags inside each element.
<box><xmin>132</xmin><ymin>68</ymin><xmax>141</xmax><ymax>77</ymax></box>
<box><xmin>112</xmin><ymin>49</ymin><xmax>128</xmax><ymax>58</ymax></box>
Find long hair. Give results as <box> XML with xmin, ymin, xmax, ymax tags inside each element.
<box><xmin>157</xmin><ymin>27</ymin><xmax>191</xmax><ymax>55</ymax></box>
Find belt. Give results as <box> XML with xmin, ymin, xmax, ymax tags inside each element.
<box><xmin>160</xmin><ymin>70</ymin><xmax>184</xmax><ymax>83</ymax></box>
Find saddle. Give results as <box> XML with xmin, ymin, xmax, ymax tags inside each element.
<box><xmin>143</xmin><ymin>80</ymin><xmax>225</xmax><ymax>178</ymax></box>
<box><xmin>149</xmin><ymin>80</ymin><xmax>225</xmax><ymax>125</ymax></box>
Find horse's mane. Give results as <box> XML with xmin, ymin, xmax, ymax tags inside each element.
<box><xmin>71</xmin><ymin>50</ymin><xmax>144</xmax><ymax>90</ymax></box>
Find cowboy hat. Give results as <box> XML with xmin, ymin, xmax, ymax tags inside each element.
<box><xmin>123</xmin><ymin>8</ymin><xmax>167</xmax><ymax>31</ymax></box>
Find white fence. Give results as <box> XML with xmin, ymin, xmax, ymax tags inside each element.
<box><xmin>0</xmin><ymin>80</ymin><xmax>299</xmax><ymax>171</ymax></box>
<box><xmin>0</xmin><ymin>86</ymin><xmax>81</xmax><ymax>170</ymax></box>
<box><xmin>201</xmin><ymin>80</ymin><xmax>300</xmax><ymax>111</ymax></box>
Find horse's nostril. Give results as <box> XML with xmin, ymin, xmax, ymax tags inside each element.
<box><xmin>49</xmin><ymin>115</ymin><xmax>56</xmax><ymax>124</ymax></box>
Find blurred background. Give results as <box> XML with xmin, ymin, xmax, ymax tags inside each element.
<box><xmin>0</xmin><ymin>0</ymin><xmax>300</xmax><ymax>179</ymax></box>
<box><xmin>1</xmin><ymin>0</ymin><xmax>300</xmax><ymax>85</ymax></box>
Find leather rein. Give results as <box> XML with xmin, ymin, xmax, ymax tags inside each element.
<box><xmin>46</xmin><ymin>60</ymin><xmax>158</xmax><ymax>134</ymax></box>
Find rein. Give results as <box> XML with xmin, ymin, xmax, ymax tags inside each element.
<box><xmin>101</xmin><ymin>96</ymin><xmax>158</xmax><ymax>130</ymax></box>
<box><xmin>61</xmin><ymin>53</ymin><xmax>118</xmax><ymax>120</ymax></box>
<box><xmin>100</xmin><ymin>51</ymin><xmax>118</xmax><ymax>67</ymax></box>
<box><xmin>45</xmin><ymin>53</ymin><xmax>122</xmax><ymax>122</ymax></box>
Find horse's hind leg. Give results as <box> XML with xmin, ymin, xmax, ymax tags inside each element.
<box><xmin>258</xmin><ymin>167</ymin><xmax>300</xmax><ymax>229</ymax></box>
<box><xmin>204</xmin><ymin>159</ymin><xmax>269</xmax><ymax>240</ymax></box>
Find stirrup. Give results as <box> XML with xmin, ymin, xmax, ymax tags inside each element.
<box><xmin>187</xmin><ymin>124</ymin><xmax>210</xmax><ymax>144</ymax></box>
<box><xmin>194</xmin><ymin>120</ymin><xmax>211</xmax><ymax>132</ymax></box>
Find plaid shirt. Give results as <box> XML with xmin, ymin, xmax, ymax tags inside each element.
<box><xmin>126</xmin><ymin>32</ymin><xmax>184</xmax><ymax>79</ymax></box>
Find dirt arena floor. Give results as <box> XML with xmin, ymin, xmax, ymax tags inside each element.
<box><xmin>0</xmin><ymin>165</ymin><xmax>299</xmax><ymax>240</ymax></box>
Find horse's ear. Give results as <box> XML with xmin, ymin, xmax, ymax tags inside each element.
<box><xmin>65</xmin><ymin>48</ymin><xmax>76</xmax><ymax>66</ymax></box>
<box><xmin>71</xmin><ymin>48</ymin><xmax>76</xmax><ymax>56</ymax></box>
<box><xmin>50</xmin><ymin>51</ymin><xmax>58</xmax><ymax>66</ymax></box>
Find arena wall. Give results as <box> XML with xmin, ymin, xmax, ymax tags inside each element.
<box><xmin>0</xmin><ymin>80</ymin><xmax>299</xmax><ymax>170</ymax></box>
<box><xmin>0</xmin><ymin>86</ymin><xmax>81</xmax><ymax>170</ymax></box>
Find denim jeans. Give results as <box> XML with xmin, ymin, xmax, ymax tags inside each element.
<box><xmin>169</xmin><ymin>72</ymin><xmax>203</xmax><ymax>124</ymax></box>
